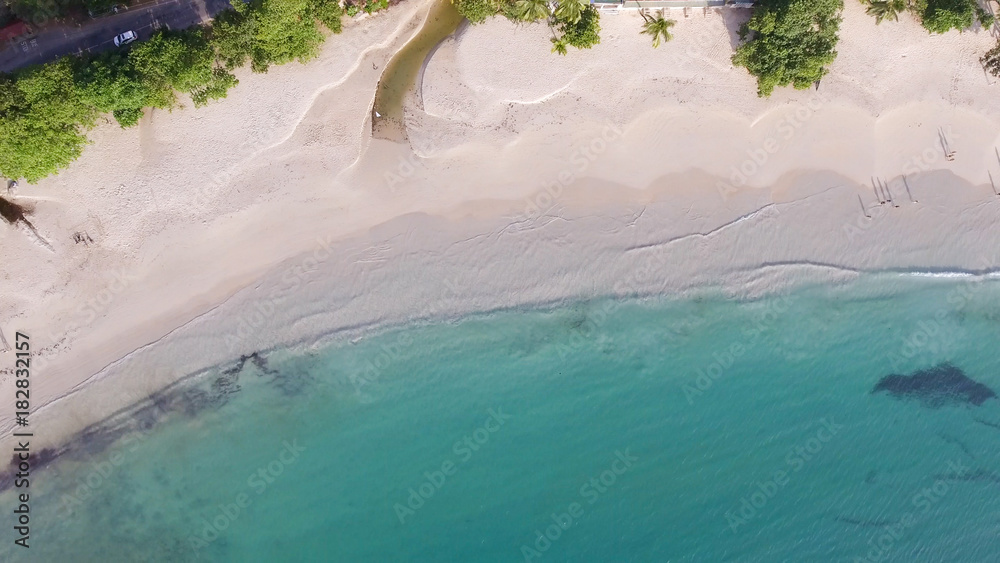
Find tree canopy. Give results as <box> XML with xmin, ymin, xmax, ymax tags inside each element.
<box><xmin>0</xmin><ymin>59</ymin><xmax>96</xmax><ymax>182</ymax></box>
<box><xmin>514</xmin><ymin>0</ymin><xmax>550</xmax><ymax>22</ymax></box>
<box><xmin>554</xmin><ymin>0</ymin><xmax>587</xmax><ymax>25</ymax></box>
<box><xmin>919</xmin><ymin>0</ymin><xmax>974</xmax><ymax>33</ymax></box>
<box><xmin>211</xmin><ymin>0</ymin><xmax>326</xmax><ymax>73</ymax></box>
<box><xmin>559</xmin><ymin>6</ymin><xmax>601</xmax><ymax>50</ymax></box>
<box><xmin>0</xmin><ymin>0</ymin><xmax>344</xmax><ymax>182</ymax></box>
<box><xmin>732</xmin><ymin>0</ymin><xmax>843</xmax><ymax>97</ymax></box>
<box><xmin>453</xmin><ymin>0</ymin><xmax>495</xmax><ymax>24</ymax></box>
<box><xmin>313</xmin><ymin>0</ymin><xmax>345</xmax><ymax>31</ymax></box>
<box><xmin>74</xmin><ymin>51</ymin><xmax>161</xmax><ymax>128</ymax></box>
<box><xmin>640</xmin><ymin>13</ymin><xmax>675</xmax><ymax>48</ymax></box>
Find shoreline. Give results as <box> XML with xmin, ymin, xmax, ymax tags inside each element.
<box><xmin>0</xmin><ymin>267</ymin><xmax>1000</xmax><ymax>495</ymax></box>
<box><xmin>3</xmin><ymin>269</ymin><xmax>1000</xmax><ymax>495</ymax></box>
<box><xmin>4</xmin><ymin>164</ymin><xmax>1000</xmax><ymax>461</ymax></box>
<box><xmin>3</xmin><ymin>1</ymin><xmax>1000</xmax><ymax>458</ymax></box>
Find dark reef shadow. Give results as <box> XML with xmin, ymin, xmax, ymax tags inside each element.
<box><xmin>0</xmin><ymin>349</ymin><xmax>294</xmax><ymax>494</ymax></box>
<box><xmin>871</xmin><ymin>363</ymin><xmax>997</xmax><ymax>408</ymax></box>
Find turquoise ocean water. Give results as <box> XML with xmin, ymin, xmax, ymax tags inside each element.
<box><xmin>3</xmin><ymin>275</ymin><xmax>1000</xmax><ymax>561</ymax></box>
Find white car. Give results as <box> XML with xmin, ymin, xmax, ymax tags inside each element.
<box><xmin>113</xmin><ymin>30</ymin><xmax>137</xmax><ymax>47</ymax></box>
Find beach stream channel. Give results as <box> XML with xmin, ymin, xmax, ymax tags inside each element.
<box><xmin>371</xmin><ymin>0</ymin><xmax>464</xmax><ymax>142</ymax></box>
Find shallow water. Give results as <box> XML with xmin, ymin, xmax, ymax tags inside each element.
<box><xmin>4</xmin><ymin>275</ymin><xmax>1000</xmax><ymax>561</ymax></box>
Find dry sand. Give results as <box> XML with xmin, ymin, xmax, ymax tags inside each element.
<box><xmin>2</xmin><ymin>0</ymin><xmax>1000</xmax><ymax>451</ymax></box>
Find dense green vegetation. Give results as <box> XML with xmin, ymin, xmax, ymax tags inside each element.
<box><xmin>920</xmin><ymin>0</ymin><xmax>975</xmax><ymax>32</ymax></box>
<box><xmin>0</xmin><ymin>0</ymin><xmax>349</xmax><ymax>182</ymax></box>
<box><xmin>346</xmin><ymin>0</ymin><xmax>387</xmax><ymax>15</ymax></box>
<box><xmin>860</xmin><ymin>0</ymin><xmax>989</xmax><ymax>33</ymax></box>
<box><xmin>452</xmin><ymin>0</ymin><xmax>601</xmax><ymax>56</ymax></box>
<box><xmin>553</xmin><ymin>0</ymin><xmax>585</xmax><ymax>24</ymax></box>
<box><xmin>513</xmin><ymin>0</ymin><xmax>549</xmax><ymax>22</ymax></box>
<box><xmin>0</xmin><ymin>59</ymin><xmax>96</xmax><ymax>183</ymax></box>
<box><xmin>73</xmin><ymin>31</ymin><xmax>230</xmax><ymax>130</ymax></box>
<box><xmin>554</xmin><ymin>5</ymin><xmax>600</xmax><ymax>52</ymax></box>
<box><xmin>452</xmin><ymin>0</ymin><xmax>492</xmax><ymax>23</ymax></box>
<box><xmin>450</xmin><ymin>0</ymin><xmax>489</xmax><ymax>22</ymax></box>
<box><xmin>211</xmin><ymin>0</ymin><xmax>328</xmax><ymax>73</ymax></box>
<box><xmin>732</xmin><ymin>0</ymin><xmax>843</xmax><ymax>97</ymax></box>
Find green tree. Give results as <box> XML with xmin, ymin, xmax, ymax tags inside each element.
<box><xmin>0</xmin><ymin>0</ymin><xmax>364</xmax><ymax>184</ymax></box>
<box><xmin>454</xmin><ymin>0</ymin><xmax>495</xmax><ymax>23</ymax></box>
<box><xmin>0</xmin><ymin>58</ymin><xmax>96</xmax><ymax>182</ymax></box>
<box><xmin>551</xmin><ymin>35</ymin><xmax>569</xmax><ymax>55</ymax></box>
<box><xmin>732</xmin><ymin>0</ymin><xmax>843</xmax><ymax>97</ymax></box>
<box><xmin>514</xmin><ymin>0</ymin><xmax>550</xmax><ymax>21</ymax></box>
<box><xmin>190</xmin><ymin>67</ymin><xmax>240</xmax><ymax>108</ymax></box>
<box><xmin>559</xmin><ymin>5</ymin><xmax>600</xmax><ymax>49</ymax></box>
<box><xmin>210</xmin><ymin>7</ymin><xmax>257</xmax><ymax>70</ymax></box>
<box><xmin>130</xmin><ymin>29</ymin><xmax>237</xmax><ymax>106</ymax></box>
<box><xmin>210</xmin><ymin>0</ymin><xmax>325</xmax><ymax>73</ymax></box>
<box><xmin>553</xmin><ymin>0</ymin><xmax>585</xmax><ymax>24</ymax></box>
<box><xmin>112</xmin><ymin>107</ymin><xmax>144</xmax><ymax>127</ymax></box>
<box><xmin>865</xmin><ymin>0</ymin><xmax>906</xmax><ymax>23</ymax></box>
<box><xmin>498</xmin><ymin>0</ymin><xmax>522</xmax><ymax>21</ymax></box>
<box><xmin>920</xmin><ymin>0</ymin><xmax>974</xmax><ymax>33</ymax></box>
<box><xmin>640</xmin><ymin>12</ymin><xmax>675</xmax><ymax>47</ymax></box>
<box><xmin>313</xmin><ymin>0</ymin><xmax>344</xmax><ymax>32</ymax></box>
<box><xmin>74</xmin><ymin>52</ymin><xmax>157</xmax><ymax>128</ymax></box>
<box><xmin>362</xmin><ymin>0</ymin><xmax>388</xmax><ymax>13</ymax></box>
<box><xmin>251</xmin><ymin>0</ymin><xmax>325</xmax><ymax>70</ymax></box>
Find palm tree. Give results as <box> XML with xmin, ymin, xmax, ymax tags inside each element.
<box><xmin>640</xmin><ymin>11</ymin><xmax>675</xmax><ymax>48</ymax></box>
<box><xmin>551</xmin><ymin>36</ymin><xmax>569</xmax><ymax>55</ymax></box>
<box><xmin>865</xmin><ymin>0</ymin><xmax>905</xmax><ymax>24</ymax></box>
<box><xmin>515</xmin><ymin>0</ymin><xmax>551</xmax><ymax>22</ymax></box>
<box><xmin>554</xmin><ymin>0</ymin><xmax>586</xmax><ymax>24</ymax></box>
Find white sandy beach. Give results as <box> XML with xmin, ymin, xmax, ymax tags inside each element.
<box><xmin>2</xmin><ymin>0</ymin><xmax>1000</xmax><ymax>452</ymax></box>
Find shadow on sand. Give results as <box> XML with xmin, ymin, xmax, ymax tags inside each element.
<box><xmin>721</xmin><ymin>7</ymin><xmax>752</xmax><ymax>51</ymax></box>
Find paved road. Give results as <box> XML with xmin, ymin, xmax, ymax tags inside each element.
<box><xmin>0</xmin><ymin>0</ymin><xmax>232</xmax><ymax>73</ymax></box>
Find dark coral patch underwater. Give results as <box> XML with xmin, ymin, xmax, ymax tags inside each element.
<box><xmin>871</xmin><ymin>363</ymin><xmax>997</xmax><ymax>408</ymax></box>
